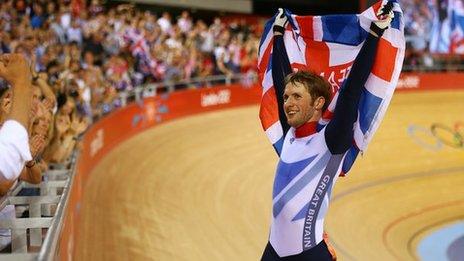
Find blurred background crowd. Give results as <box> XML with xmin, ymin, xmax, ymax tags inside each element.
<box><xmin>0</xmin><ymin>0</ymin><xmax>261</xmax><ymax>118</ymax></box>
<box><xmin>402</xmin><ymin>0</ymin><xmax>464</xmax><ymax>71</ymax></box>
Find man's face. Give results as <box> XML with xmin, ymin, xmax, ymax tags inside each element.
<box><xmin>283</xmin><ymin>82</ymin><xmax>315</xmax><ymax>128</ymax></box>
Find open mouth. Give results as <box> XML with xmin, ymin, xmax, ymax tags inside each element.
<box><xmin>286</xmin><ymin>110</ymin><xmax>298</xmax><ymax>116</ymax></box>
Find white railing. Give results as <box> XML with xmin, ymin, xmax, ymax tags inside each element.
<box><xmin>0</xmin><ymin>156</ymin><xmax>75</xmax><ymax>260</ymax></box>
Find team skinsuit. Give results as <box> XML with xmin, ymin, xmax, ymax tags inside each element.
<box><xmin>261</xmin><ymin>4</ymin><xmax>394</xmax><ymax>261</ymax></box>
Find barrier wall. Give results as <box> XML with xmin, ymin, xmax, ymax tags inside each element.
<box><xmin>55</xmin><ymin>73</ymin><xmax>464</xmax><ymax>259</ymax></box>
<box><xmin>396</xmin><ymin>72</ymin><xmax>464</xmax><ymax>91</ymax></box>
<box><xmin>56</xmin><ymin>83</ymin><xmax>261</xmax><ymax>259</ymax></box>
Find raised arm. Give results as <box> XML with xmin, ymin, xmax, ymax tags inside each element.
<box><xmin>272</xmin><ymin>8</ymin><xmax>292</xmax><ymax>136</ymax></box>
<box><xmin>35</xmin><ymin>72</ymin><xmax>57</xmax><ymax>111</ymax></box>
<box><xmin>325</xmin><ymin>3</ymin><xmax>394</xmax><ymax>154</ymax></box>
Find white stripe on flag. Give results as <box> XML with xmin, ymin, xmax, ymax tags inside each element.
<box><xmin>327</xmin><ymin>91</ymin><xmax>339</xmax><ymax>112</ymax></box>
<box><xmin>266</xmin><ymin>121</ymin><xmax>284</xmax><ymax>144</ymax></box>
<box><xmin>262</xmin><ymin>70</ymin><xmax>274</xmax><ymax>95</ymax></box>
<box><xmin>383</xmin><ymin>29</ymin><xmax>406</xmax><ymax>49</ymax></box>
<box><xmin>313</xmin><ymin>16</ymin><xmax>323</xmax><ymax>41</ymax></box>
<box><xmin>353</xmin><ymin>118</ymin><xmax>367</xmax><ymax>151</ymax></box>
<box><xmin>359</xmin><ymin>13</ymin><xmax>374</xmax><ymax>32</ymax></box>
<box><xmin>318</xmin><ymin>118</ymin><xmax>330</xmax><ymax>126</ymax></box>
<box><xmin>327</xmin><ymin>42</ymin><xmax>362</xmax><ymax>67</ymax></box>
<box><xmin>290</xmin><ymin>14</ymin><xmax>301</xmax><ymax>35</ymax></box>
<box><xmin>364</xmin><ymin>73</ymin><xmax>390</xmax><ymax>98</ymax></box>
<box><xmin>259</xmin><ymin>31</ymin><xmax>273</xmax><ymax>65</ymax></box>
<box><xmin>295</xmin><ymin>32</ymin><xmax>308</xmax><ymax>65</ymax></box>
<box><xmin>284</xmin><ymin>32</ymin><xmax>306</xmax><ymax>65</ymax></box>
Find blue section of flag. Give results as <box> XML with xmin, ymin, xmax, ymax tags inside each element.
<box><xmin>259</xmin><ymin>20</ymin><xmax>274</xmax><ymax>50</ymax></box>
<box><xmin>342</xmin><ymin>147</ymin><xmax>360</xmax><ymax>173</ymax></box>
<box><xmin>273</xmin><ymin>155</ymin><xmax>318</xmax><ymax>198</ymax></box>
<box><xmin>359</xmin><ymin>89</ymin><xmax>382</xmax><ymax>134</ymax></box>
<box><xmin>267</xmin><ymin>53</ymin><xmax>273</xmax><ymax>72</ymax></box>
<box><xmin>451</xmin><ymin>10</ymin><xmax>464</xmax><ymax>33</ymax></box>
<box><xmin>321</xmin><ymin>15</ymin><xmax>368</xmax><ymax>46</ymax></box>
<box><xmin>273</xmin><ymin>136</ymin><xmax>285</xmax><ymax>156</ymax></box>
<box><xmin>391</xmin><ymin>11</ymin><xmax>401</xmax><ymax>30</ymax></box>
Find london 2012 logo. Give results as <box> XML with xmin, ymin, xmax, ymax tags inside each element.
<box><xmin>407</xmin><ymin>122</ymin><xmax>464</xmax><ymax>151</ymax></box>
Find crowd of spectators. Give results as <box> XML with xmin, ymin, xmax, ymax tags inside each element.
<box><xmin>0</xmin><ymin>0</ymin><xmax>260</xmax><ymax>106</ymax></box>
<box><xmin>402</xmin><ymin>0</ymin><xmax>464</xmax><ymax>71</ymax></box>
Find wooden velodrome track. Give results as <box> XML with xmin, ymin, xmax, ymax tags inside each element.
<box><xmin>75</xmin><ymin>90</ymin><xmax>464</xmax><ymax>261</ymax></box>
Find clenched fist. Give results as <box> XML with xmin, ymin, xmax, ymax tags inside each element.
<box><xmin>0</xmin><ymin>54</ymin><xmax>32</xmax><ymax>87</ymax></box>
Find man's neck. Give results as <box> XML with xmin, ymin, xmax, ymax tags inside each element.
<box><xmin>295</xmin><ymin>120</ymin><xmax>318</xmax><ymax>138</ymax></box>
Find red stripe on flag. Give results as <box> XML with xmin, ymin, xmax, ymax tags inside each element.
<box><xmin>371</xmin><ymin>38</ymin><xmax>398</xmax><ymax>82</ymax></box>
<box><xmin>259</xmin><ymin>88</ymin><xmax>279</xmax><ymax>130</ymax></box>
<box><xmin>295</xmin><ymin>16</ymin><xmax>314</xmax><ymax>39</ymax></box>
<box><xmin>304</xmin><ymin>40</ymin><xmax>331</xmax><ymax>74</ymax></box>
<box><xmin>372</xmin><ymin>1</ymin><xmax>383</xmax><ymax>18</ymax></box>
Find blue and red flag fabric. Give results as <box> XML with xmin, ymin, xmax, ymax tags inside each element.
<box><xmin>258</xmin><ymin>0</ymin><xmax>405</xmax><ymax>175</ymax></box>
<box><xmin>449</xmin><ymin>0</ymin><xmax>464</xmax><ymax>53</ymax></box>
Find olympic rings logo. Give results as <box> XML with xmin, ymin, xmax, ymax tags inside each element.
<box><xmin>407</xmin><ymin>122</ymin><xmax>464</xmax><ymax>151</ymax></box>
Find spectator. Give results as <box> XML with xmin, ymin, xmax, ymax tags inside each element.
<box><xmin>177</xmin><ymin>11</ymin><xmax>192</xmax><ymax>33</ymax></box>
<box><xmin>30</xmin><ymin>3</ymin><xmax>45</xmax><ymax>29</ymax></box>
<box><xmin>0</xmin><ymin>54</ymin><xmax>33</xmax><ymax>181</ymax></box>
<box><xmin>66</xmin><ymin>19</ymin><xmax>83</xmax><ymax>45</ymax></box>
<box><xmin>157</xmin><ymin>12</ymin><xmax>172</xmax><ymax>33</ymax></box>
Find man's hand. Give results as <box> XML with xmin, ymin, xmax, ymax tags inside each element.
<box><xmin>70</xmin><ymin>116</ymin><xmax>89</xmax><ymax>136</ymax></box>
<box><xmin>0</xmin><ymin>54</ymin><xmax>32</xmax><ymax>87</ymax></box>
<box><xmin>55</xmin><ymin>114</ymin><xmax>71</xmax><ymax>136</ymax></box>
<box><xmin>375</xmin><ymin>2</ymin><xmax>394</xmax><ymax>29</ymax></box>
<box><xmin>273</xmin><ymin>8</ymin><xmax>288</xmax><ymax>35</ymax></box>
<box><xmin>370</xmin><ymin>2</ymin><xmax>395</xmax><ymax>37</ymax></box>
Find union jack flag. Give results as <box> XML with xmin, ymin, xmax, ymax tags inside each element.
<box><xmin>258</xmin><ymin>0</ymin><xmax>405</xmax><ymax>175</ymax></box>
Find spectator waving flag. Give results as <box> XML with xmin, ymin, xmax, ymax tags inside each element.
<box><xmin>258</xmin><ymin>0</ymin><xmax>405</xmax><ymax>175</ymax></box>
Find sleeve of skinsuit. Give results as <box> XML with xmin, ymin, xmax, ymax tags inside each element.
<box><xmin>272</xmin><ymin>35</ymin><xmax>292</xmax><ymax>137</ymax></box>
<box><xmin>325</xmin><ymin>31</ymin><xmax>382</xmax><ymax>155</ymax></box>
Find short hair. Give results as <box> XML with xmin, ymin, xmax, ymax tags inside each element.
<box><xmin>284</xmin><ymin>71</ymin><xmax>332</xmax><ymax>112</ymax></box>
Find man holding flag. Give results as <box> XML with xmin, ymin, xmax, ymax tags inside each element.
<box><xmin>258</xmin><ymin>1</ymin><xmax>404</xmax><ymax>260</ymax></box>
